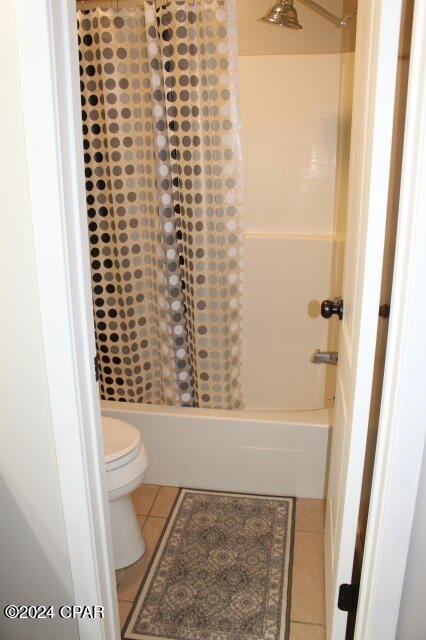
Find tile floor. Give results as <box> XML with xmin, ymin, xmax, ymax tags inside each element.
<box><xmin>116</xmin><ymin>485</ymin><xmax>326</xmax><ymax>640</ymax></box>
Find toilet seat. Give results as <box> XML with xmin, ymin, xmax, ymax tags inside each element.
<box><xmin>102</xmin><ymin>416</ymin><xmax>147</xmax><ymax>471</ymax></box>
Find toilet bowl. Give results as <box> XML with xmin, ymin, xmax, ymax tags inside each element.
<box><xmin>101</xmin><ymin>416</ymin><xmax>149</xmax><ymax>570</ymax></box>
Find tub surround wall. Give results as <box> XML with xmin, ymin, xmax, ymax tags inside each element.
<box><xmin>239</xmin><ymin>54</ymin><xmax>340</xmax><ymax>235</ymax></box>
<box><xmin>243</xmin><ymin>236</ymin><xmax>333</xmax><ymax>410</ymax></box>
<box><xmin>102</xmin><ymin>402</ymin><xmax>329</xmax><ymax>498</ymax></box>
<box><xmin>239</xmin><ymin>53</ymin><xmax>341</xmax><ymax>410</ymax></box>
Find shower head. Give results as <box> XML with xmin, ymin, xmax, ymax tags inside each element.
<box><xmin>260</xmin><ymin>0</ymin><xmax>357</xmax><ymax>29</ymax></box>
<box><xmin>260</xmin><ymin>0</ymin><xmax>303</xmax><ymax>29</ymax></box>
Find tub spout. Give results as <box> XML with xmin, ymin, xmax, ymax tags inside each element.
<box><xmin>311</xmin><ymin>350</ymin><xmax>338</xmax><ymax>365</ymax></box>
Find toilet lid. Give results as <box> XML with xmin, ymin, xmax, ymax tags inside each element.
<box><xmin>101</xmin><ymin>416</ymin><xmax>141</xmax><ymax>464</ymax></box>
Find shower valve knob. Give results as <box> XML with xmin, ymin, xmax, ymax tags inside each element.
<box><xmin>321</xmin><ymin>297</ymin><xmax>344</xmax><ymax>320</ymax></box>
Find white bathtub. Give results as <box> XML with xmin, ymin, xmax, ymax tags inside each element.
<box><xmin>101</xmin><ymin>401</ymin><xmax>330</xmax><ymax>499</ymax></box>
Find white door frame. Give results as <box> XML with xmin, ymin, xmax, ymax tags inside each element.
<box><xmin>325</xmin><ymin>0</ymin><xmax>404</xmax><ymax>635</ymax></box>
<box><xmin>13</xmin><ymin>1</ymin><xmax>426</xmax><ymax>639</ymax></box>
<box><xmin>355</xmin><ymin>1</ymin><xmax>426</xmax><ymax>637</ymax></box>
<box><xmin>14</xmin><ymin>1</ymin><xmax>118</xmax><ymax>638</ymax></box>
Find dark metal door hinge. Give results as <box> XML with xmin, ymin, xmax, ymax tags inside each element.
<box><xmin>379</xmin><ymin>303</ymin><xmax>391</xmax><ymax>318</ymax></box>
<box><xmin>338</xmin><ymin>583</ymin><xmax>359</xmax><ymax>612</ymax></box>
<box><xmin>94</xmin><ymin>355</ymin><xmax>100</xmax><ymax>382</ymax></box>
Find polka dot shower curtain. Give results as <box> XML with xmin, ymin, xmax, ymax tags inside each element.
<box><xmin>77</xmin><ymin>1</ymin><xmax>243</xmax><ymax>409</ymax></box>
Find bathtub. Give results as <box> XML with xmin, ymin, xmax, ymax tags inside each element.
<box><xmin>101</xmin><ymin>401</ymin><xmax>330</xmax><ymax>499</ymax></box>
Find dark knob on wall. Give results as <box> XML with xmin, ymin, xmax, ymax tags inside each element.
<box><xmin>321</xmin><ymin>297</ymin><xmax>344</xmax><ymax>320</ymax></box>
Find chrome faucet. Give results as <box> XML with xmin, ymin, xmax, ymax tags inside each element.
<box><xmin>311</xmin><ymin>349</ymin><xmax>338</xmax><ymax>365</ymax></box>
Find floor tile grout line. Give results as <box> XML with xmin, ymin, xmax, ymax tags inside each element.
<box><xmin>290</xmin><ymin>620</ymin><xmax>326</xmax><ymax>627</ymax></box>
<box><xmin>146</xmin><ymin>485</ymin><xmax>161</xmax><ymax>517</ymax></box>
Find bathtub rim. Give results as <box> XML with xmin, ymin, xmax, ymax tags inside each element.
<box><xmin>100</xmin><ymin>400</ymin><xmax>330</xmax><ymax>428</ymax></box>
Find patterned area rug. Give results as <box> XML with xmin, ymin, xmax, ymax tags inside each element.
<box><xmin>123</xmin><ymin>489</ymin><xmax>295</xmax><ymax>640</ymax></box>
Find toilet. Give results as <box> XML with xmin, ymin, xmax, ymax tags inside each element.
<box><xmin>101</xmin><ymin>416</ymin><xmax>149</xmax><ymax>570</ymax></box>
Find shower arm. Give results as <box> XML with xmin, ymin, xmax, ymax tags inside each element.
<box><xmin>301</xmin><ymin>0</ymin><xmax>357</xmax><ymax>27</ymax></box>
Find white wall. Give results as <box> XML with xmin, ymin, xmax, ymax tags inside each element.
<box><xmin>238</xmin><ymin>54</ymin><xmax>340</xmax><ymax>410</ymax></box>
<box><xmin>396</xmin><ymin>441</ymin><xmax>426</xmax><ymax>639</ymax></box>
<box><xmin>0</xmin><ymin>4</ymin><xmax>77</xmax><ymax>639</ymax></box>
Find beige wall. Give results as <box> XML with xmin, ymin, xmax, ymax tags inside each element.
<box><xmin>341</xmin><ymin>0</ymin><xmax>357</xmax><ymax>52</ymax></box>
<box><xmin>0</xmin><ymin>4</ymin><xmax>78</xmax><ymax>639</ymax></box>
<box><xmin>237</xmin><ymin>0</ymin><xmax>344</xmax><ymax>55</ymax></box>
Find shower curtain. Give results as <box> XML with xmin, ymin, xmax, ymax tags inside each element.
<box><xmin>77</xmin><ymin>1</ymin><xmax>243</xmax><ymax>409</ymax></box>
